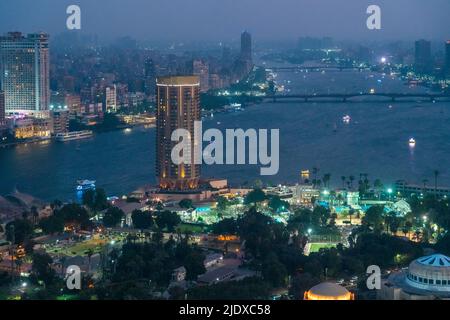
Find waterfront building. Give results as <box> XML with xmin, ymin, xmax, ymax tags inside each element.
<box><xmin>0</xmin><ymin>91</ymin><xmax>5</xmax><ymax>127</ymax></box>
<box><xmin>378</xmin><ymin>253</ymin><xmax>450</xmax><ymax>300</ymax></box>
<box><xmin>156</xmin><ymin>76</ymin><xmax>201</xmax><ymax>191</ymax></box>
<box><xmin>414</xmin><ymin>39</ymin><xmax>432</xmax><ymax>74</ymax></box>
<box><xmin>11</xmin><ymin>116</ymin><xmax>52</xmax><ymax>139</ymax></box>
<box><xmin>0</xmin><ymin>32</ymin><xmax>50</xmax><ymax>115</ymax></box>
<box><xmin>50</xmin><ymin>110</ymin><xmax>70</xmax><ymax>135</ymax></box>
<box><xmin>105</xmin><ymin>85</ymin><xmax>117</xmax><ymax>112</ymax></box>
<box><xmin>304</xmin><ymin>282</ymin><xmax>354</xmax><ymax>300</ymax></box>
<box><xmin>65</xmin><ymin>94</ymin><xmax>81</xmax><ymax>115</ymax></box>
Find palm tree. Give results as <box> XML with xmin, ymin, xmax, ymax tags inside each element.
<box><xmin>31</xmin><ymin>206</ymin><xmax>39</xmax><ymax>225</ymax></box>
<box><xmin>349</xmin><ymin>175</ymin><xmax>355</xmax><ymax>190</ymax></box>
<box><xmin>433</xmin><ymin>170</ymin><xmax>439</xmax><ymax>198</ymax></box>
<box><xmin>422</xmin><ymin>179</ymin><xmax>428</xmax><ymax>194</ymax></box>
<box><xmin>86</xmin><ymin>249</ymin><xmax>94</xmax><ymax>274</ymax></box>
<box><xmin>322</xmin><ymin>173</ymin><xmax>331</xmax><ymax>189</ymax></box>
<box><xmin>312</xmin><ymin>167</ymin><xmax>320</xmax><ymax>188</ymax></box>
<box><xmin>341</xmin><ymin>176</ymin><xmax>346</xmax><ymax>189</ymax></box>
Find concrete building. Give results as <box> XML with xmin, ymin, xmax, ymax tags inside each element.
<box><xmin>105</xmin><ymin>85</ymin><xmax>117</xmax><ymax>112</ymax></box>
<box><xmin>304</xmin><ymin>282</ymin><xmax>354</xmax><ymax>300</ymax></box>
<box><xmin>11</xmin><ymin>116</ymin><xmax>52</xmax><ymax>139</ymax></box>
<box><xmin>379</xmin><ymin>254</ymin><xmax>450</xmax><ymax>300</ymax></box>
<box><xmin>50</xmin><ymin>110</ymin><xmax>70</xmax><ymax>135</ymax></box>
<box><xmin>294</xmin><ymin>184</ymin><xmax>320</xmax><ymax>205</ymax></box>
<box><xmin>0</xmin><ymin>32</ymin><xmax>50</xmax><ymax>115</ymax></box>
<box><xmin>65</xmin><ymin>94</ymin><xmax>81</xmax><ymax>115</ymax></box>
<box><xmin>156</xmin><ymin>76</ymin><xmax>201</xmax><ymax>191</ymax></box>
<box><xmin>414</xmin><ymin>39</ymin><xmax>432</xmax><ymax>74</ymax></box>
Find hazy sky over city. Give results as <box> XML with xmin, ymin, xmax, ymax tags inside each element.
<box><xmin>0</xmin><ymin>0</ymin><xmax>449</xmax><ymax>42</ymax></box>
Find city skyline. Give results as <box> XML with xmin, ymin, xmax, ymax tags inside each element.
<box><xmin>1</xmin><ymin>1</ymin><xmax>450</xmax><ymax>305</ymax></box>
<box><xmin>1</xmin><ymin>0</ymin><xmax>450</xmax><ymax>42</ymax></box>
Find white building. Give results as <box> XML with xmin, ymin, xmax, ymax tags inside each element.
<box><xmin>379</xmin><ymin>254</ymin><xmax>450</xmax><ymax>300</ymax></box>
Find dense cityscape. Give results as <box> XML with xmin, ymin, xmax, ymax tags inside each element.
<box><xmin>1</xmin><ymin>0</ymin><xmax>450</xmax><ymax>306</ymax></box>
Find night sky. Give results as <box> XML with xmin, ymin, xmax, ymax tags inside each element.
<box><xmin>0</xmin><ymin>0</ymin><xmax>449</xmax><ymax>42</ymax></box>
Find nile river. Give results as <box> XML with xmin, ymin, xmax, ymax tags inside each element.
<box><xmin>1</xmin><ymin>69</ymin><xmax>449</xmax><ymax>201</ymax></box>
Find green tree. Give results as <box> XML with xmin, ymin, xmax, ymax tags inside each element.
<box><xmin>313</xmin><ymin>205</ymin><xmax>331</xmax><ymax>227</ymax></box>
<box><xmin>268</xmin><ymin>196</ymin><xmax>290</xmax><ymax>213</ymax></box>
<box><xmin>362</xmin><ymin>205</ymin><xmax>384</xmax><ymax>232</ymax></box>
<box><xmin>82</xmin><ymin>189</ymin><xmax>96</xmax><ymax>209</ymax></box>
<box><xmin>155</xmin><ymin>211</ymin><xmax>181</xmax><ymax>232</ymax></box>
<box><xmin>39</xmin><ymin>215</ymin><xmax>65</xmax><ymax>234</ymax></box>
<box><xmin>179</xmin><ymin>199</ymin><xmax>193</xmax><ymax>209</ymax></box>
<box><xmin>262</xmin><ymin>252</ymin><xmax>288</xmax><ymax>287</ymax></box>
<box><xmin>5</xmin><ymin>219</ymin><xmax>33</xmax><ymax>245</ymax></box>
<box><xmin>31</xmin><ymin>252</ymin><xmax>56</xmax><ymax>287</ymax></box>
<box><xmin>103</xmin><ymin>207</ymin><xmax>124</xmax><ymax>227</ymax></box>
<box><xmin>131</xmin><ymin>210</ymin><xmax>153</xmax><ymax>229</ymax></box>
<box><xmin>244</xmin><ymin>189</ymin><xmax>266</xmax><ymax>206</ymax></box>
<box><xmin>94</xmin><ymin>188</ymin><xmax>109</xmax><ymax>211</ymax></box>
<box><xmin>184</xmin><ymin>250</ymin><xmax>206</xmax><ymax>281</ymax></box>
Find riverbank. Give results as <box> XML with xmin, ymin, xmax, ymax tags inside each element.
<box><xmin>0</xmin><ymin>122</ymin><xmax>155</xmax><ymax>149</ymax></box>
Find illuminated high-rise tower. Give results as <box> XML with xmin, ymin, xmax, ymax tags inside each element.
<box><xmin>156</xmin><ymin>76</ymin><xmax>201</xmax><ymax>190</ymax></box>
<box><xmin>0</xmin><ymin>32</ymin><xmax>50</xmax><ymax>115</ymax></box>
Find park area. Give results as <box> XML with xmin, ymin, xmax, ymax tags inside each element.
<box><xmin>304</xmin><ymin>242</ymin><xmax>337</xmax><ymax>256</ymax></box>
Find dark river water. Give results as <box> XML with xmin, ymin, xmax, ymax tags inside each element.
<box><xmin>1</xmin><ymin>69</ymin><xmax>449</xmax><ymax>201</ymax></box>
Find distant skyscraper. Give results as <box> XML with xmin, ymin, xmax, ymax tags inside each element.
<box><xmin>144</xmin><ymin>58</ymin><xmax>156</xmax><ymax>95</ymax></box>
<box><xmin>414</xmin><ymin>39</ymin><xmax>432</xmax><ymax>74</ymax></box>
<box><xmin>445</xmin><ymin>41</ymin><xmax>450</xmax><ymax>76</ymax></box>
<box><xmin>241</xmin><ymin>31</ymin><xmax>252</xmax><ymax>61</ymax></box>
<box><xmin>193</xmin><ymin>60</ymin><xmax>209</xmax><ymax>92</ymax></box>
<box><xmin>0</xmin><ymin>32</ymin><xmax>50</xmax><ymax>115</ymax></box>
<box><xmin>0</xmin><ymin>91</ymin><xmax>5</xmax><ymax>126</ymax></box>
<box><xmin>156</xmin><ymin>76</ymin><xmax>201</xmax><ymax>190</ymax></box>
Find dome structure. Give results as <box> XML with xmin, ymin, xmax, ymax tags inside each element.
<box><xmin>406</xmin><ymin>254</ymin><xmax>450</xmax><ymax>292</ymax></box>
<box><xmin>304</xmin><ymin>282</ymin><xmax>354</xmax><ymax>300</ymax></box>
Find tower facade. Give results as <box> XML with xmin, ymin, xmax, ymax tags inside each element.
<box><xmin>0</xmin><ymin>32</ymin><xmax>50</xmax><ymax>115</ymax></box>
<box><xmin>156</xmin><ymin>76</ymin><xmax>201</xmax><ymax>190</ymax></box>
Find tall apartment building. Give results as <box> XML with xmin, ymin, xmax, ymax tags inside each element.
<box><xmin>156</xmin><ymin>76</ymin><xmax>201</xmax><ymax>190</ymax></box>
<box><xmin>0</xmin><ymin>32</ymin><xmax>50</xmax><ymax>115</ymax></box>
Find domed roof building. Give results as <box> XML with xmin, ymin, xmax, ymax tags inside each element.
<box><xmin>304</xmin><ymin>282</ymin><xmax>354</xmax><ymax>300</ymax></box>
<box><xmin>379</xmin><ymin>253</ymin><xmax>450</xmax><ymax>300</ymax></box>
